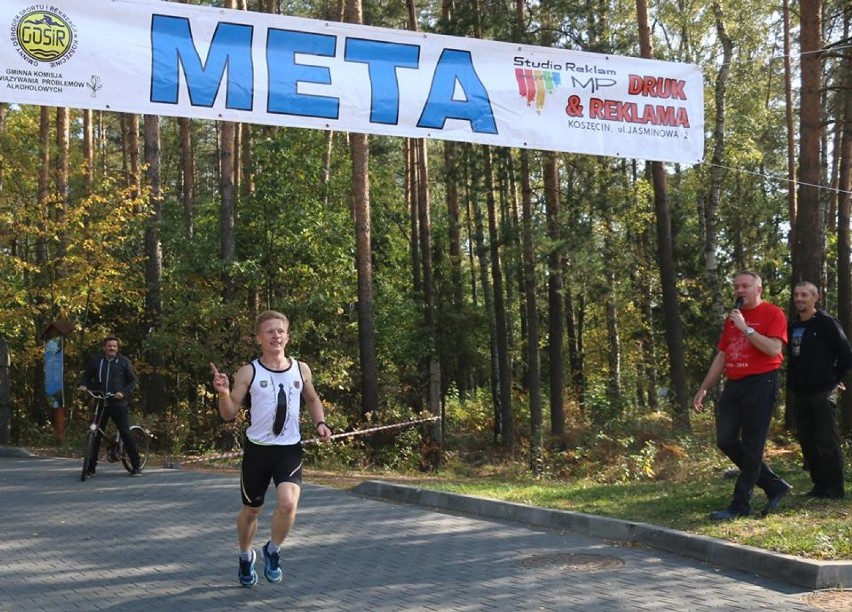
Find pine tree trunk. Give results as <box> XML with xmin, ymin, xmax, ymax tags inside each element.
<box><xmin>219</xmin><ymin>0</ymin><xmax>236</xmax><ymax>303</ymax></box>
<box><xmin>445</xmin><ymin>142</ymin><xmax>469</xmax><ymax>397</ymax></box>
<box><xmin>470</xmin><ymin>150</ymin><xmax>502</xmax><ymax>441</ymax></box>
<box><xmin>219</xmin><ymin>118</ymin><xmax>236</xmax><ymax>303</ymax></box>
<box><xmin>345</xmin><ymin>0</ymin><xmax>379</xmax><ymax>419</ymax></box>
<box><xmin>706</xmin><ymin>3</ymin><xmax>733</xmax><ymax>324</ymax></box>
<box><xmin>792</xmin><ymin>0</ymin><xmax>824</xmax><ymax>288</ymax></box>
<box><xmin>836</xmin><ymin>13</ymin><xmax>852</xmax><ymax>433</ymax></box>
<box><xmin>82</xmin><ymin>109</ymin><xmax>93</xmax><ymax>192</ymax></box>
<box><xmin>32</xmin><ymin>106</ymin><xmax>51</xmax><ymax>425</ymax></box>
<box><xmin>636</xmin><ymin>0</ymin><xmax>690</xmax><ymax>430</ymax></box>
<box><xmin>520</xmin><ymin>150</ymin><xmax>542</xmax><ymax>473</ymax></box>
<box><xmin>783</xmin><ymin>0</ymin><xmax>797</xmax><ymax>271</ymax></box>
<box><xmin>543</xmin><ymin>152</ymin><xmax>565</xmax><ymax>437</ymax></box>
<box><xmin>143</xmin><ymin>115</ymin><xmax>165</xmax><ymax>416</ymax></box>
<box><xmin>55</xmin><ymin>108</ymin><xmax>69</xmax><ymax>266</ymax></box>
<box><xmin>484</xmin><ymin>148</ymin><xmax>514</xmax><ymax>452</ymax></box>
<box><xmin>179</xmin><ymin>118</ymin><xmax>195</xmax><ymax>241</ymax></box>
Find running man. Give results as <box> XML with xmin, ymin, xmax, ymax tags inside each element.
<box><xmin>211</xmin><ymin>310</ymin><xmax>331</xmax><ymax>587</ymax></box>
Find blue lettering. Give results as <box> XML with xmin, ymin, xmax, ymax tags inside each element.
<box><xmin>267</xmin><ymin>29</ymin><xmax>338</xmax><ymax>119</ymax></box>
<box><xmin>150</xmin><ymin>15</ymin><xmax>254</xmax><ymax>110</ymax></box>
<box><xmin>344</xmin><ymin>38</ymin><xmax>419</xmax><ymax>125</ymax></box>
<box><xmin>417</xmin><ymin>49</ymin><xmax>497</xmax><ymax>134</ymax></box>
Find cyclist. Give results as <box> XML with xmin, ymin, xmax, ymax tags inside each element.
<box><xmin>78</xmin><ymin>336</ymin><xmax>142</xmax><ymax>477</ymax></box>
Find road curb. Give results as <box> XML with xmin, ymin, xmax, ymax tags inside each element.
<box><xmin>352</xmin><ymin>480</ymin><xmax>852</xmax><ymax>590</ymax></box>
<box><xmin>0</xmin><ymin>446</ymin><xmax>34</xmax><ymax>458</ymax></box>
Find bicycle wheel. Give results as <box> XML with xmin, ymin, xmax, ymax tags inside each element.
<box><xmin>81</xmin><ymin>431</ymin><xmax>96</xmax><ymax>481</ymax></box>
<box><xmin>121</xmin><ymin>426</ymin><xmax>149</xmax><ymax>472</ymax></box>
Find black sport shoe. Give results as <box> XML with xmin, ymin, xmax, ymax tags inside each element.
<box><xmin>262</xmin><ymin>541</ymin><xmax>283</xmax><ymax>583</ymax></box>
<box><xmin>129</xmin><ymin>468</ymin><xmax>142</xmax><ymax>477</ymax></box>
<box><xmin>238</xmin><ymin>550</ymin><xmax>258</xmax><ymax>588</ymax></box>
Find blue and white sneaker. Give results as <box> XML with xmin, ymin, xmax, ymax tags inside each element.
<box><xmin>262</xmin><ymin>541</ymin><xmax>283</xmax><ymax>583</ymax></box>
<box><xmin>238</xmin><ymin>549</ymin><xmax>258</xmax><ymax>588</ymax></box>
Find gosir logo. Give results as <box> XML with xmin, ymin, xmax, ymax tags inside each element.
<box><xmin>12</xmin><ymin>7</ymin><xmax>77</xmax><ymax>67</ymax></box>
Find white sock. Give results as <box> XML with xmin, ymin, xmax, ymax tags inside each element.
<box><xmin>239</xmin><ymin>550</ymin><xmax>253</xmax><ymax>561</ymax></box>
<box><xmin>266</xmin><ymin>542</ymin><xmax>279</xmax><ymax>556</ymax></box>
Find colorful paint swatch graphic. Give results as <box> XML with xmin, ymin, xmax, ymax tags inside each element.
<box><xmin>515</xmin><ymin>68</ymin><xmax>561</xmax><ymax>113</ymax></box>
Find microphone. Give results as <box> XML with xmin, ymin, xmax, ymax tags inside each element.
<box><xmin>734</xmin><ymin>296</ymin><xmax>744</xmax><ymax>310</ymax></box>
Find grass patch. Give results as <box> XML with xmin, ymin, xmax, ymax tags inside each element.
<box><xmin>304</xmin><ymin>410</ymin><xmax>852</xmax><ymax>561</ymax></box>
<box><xmin>413</xmin><ymin>471</ymin><xmax>851</xmax><ymax>560</ymax></box>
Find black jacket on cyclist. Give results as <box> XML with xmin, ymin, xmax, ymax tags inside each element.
<box><xmin>79</xmin><ymin>353</ymin><xmax>138</xmax><ymax>408</ymax></box>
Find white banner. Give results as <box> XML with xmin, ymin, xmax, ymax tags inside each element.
<box><xmin>0</xmin><ymin>0</ymin><xmax>704</xmax><ymax>163</ymax></box>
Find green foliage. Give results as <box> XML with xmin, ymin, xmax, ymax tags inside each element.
<box><xmin>444</xmin><ymin>385</ymin><xmax>496</xmax><ymax>438</ymax></box>
<box><xmin>304</xmin><ymin>404</ymin><xmax>435</xmax><ymax>472</ymax></box>
<box><xmin>0</xmin><ymin>177</ymin><xmax>149</xmax><ymax>340</ymax></box>
<box><xmin>0</xmin><ymin>108</ymin><xmax>151</xmax><ymax>426</ymax></box>
<box><xmin>2</xmin><ymin>3</ymin><xmax>849</xmax><ymax>490</ymax></box>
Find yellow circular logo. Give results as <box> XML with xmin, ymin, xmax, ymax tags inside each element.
<box><xmin>16</xmin><ymin>11</ymin><xmax>74</xmax><ymax>63</ymax></box>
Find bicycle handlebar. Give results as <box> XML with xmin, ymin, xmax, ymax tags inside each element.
<box><xmin>80</xmin><ymin>389</ymin><xmax>115</xmax><ymax>400</ymax></box>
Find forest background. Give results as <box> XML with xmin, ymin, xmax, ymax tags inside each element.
<box><xmin>1</xmin><ymin>0</ymin><xmax>852</xmax><ymax>493</ymax></box>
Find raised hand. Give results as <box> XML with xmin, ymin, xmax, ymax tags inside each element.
<box><xmin>210</xmin><ymin>362</ymin><xmax>230</xmax><ymax>394</ymax></box>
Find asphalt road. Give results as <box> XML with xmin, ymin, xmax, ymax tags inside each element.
<box><xmin>0</xmin><ymin>454</ymin><xmax>820</xmax><ymax>611</ymax></box>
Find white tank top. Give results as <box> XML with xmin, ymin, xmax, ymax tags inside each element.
<box><xmin>245</xmin><ymin>358</ymin><xmax>303</xmax><ymax>445</ymax></box>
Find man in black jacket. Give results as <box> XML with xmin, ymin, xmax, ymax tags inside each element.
<box><xmin>788</xmin><ymin>282</ymin><xmax>852</xmax><ymax>500</ymax></box>
<box><xmin>78</xmin><ymin>336</ymin><xmax>141</xmax><ymax>476</ymax></box>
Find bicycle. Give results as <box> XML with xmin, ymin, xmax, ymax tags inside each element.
<box><xmin>80</xmin><ymin>389</ymin><xmax>149</xmax><ymax>481</ymax></box>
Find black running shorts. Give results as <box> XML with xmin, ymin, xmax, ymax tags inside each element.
<box><xmin>240</xmin><ymin>439</ymin><xmax>303</xmax><ymax>507</ymax></box>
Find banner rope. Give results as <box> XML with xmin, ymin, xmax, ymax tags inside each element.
<box><xmin>165</xmin><ymin>415</ymin><xmax>440</xmax><ymax>468</ymax></box>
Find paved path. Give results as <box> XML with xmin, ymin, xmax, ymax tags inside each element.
<box><xmin>0</xmin><ymin>456</ymin><xmax>818</xmax><ymax>611</ymax></box>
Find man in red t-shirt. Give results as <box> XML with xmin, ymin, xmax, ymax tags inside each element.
<box><xmin>693</xmin><ymin>270</ymin><xmax>792</xmax><ymax>520</ymax></box>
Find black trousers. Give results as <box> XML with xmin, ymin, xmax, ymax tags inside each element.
<box><xmin>791</xmin><ymin>388</ymin><xmax>845</xmax><ymax>498</ymax></box>
<box><xmin>88</xmin><ymin>405</ymin><xmax>140</xmax><ymax>471</ymax></box>
<box><xmin>716</xmin><ymin>370</ymin><xmax>787</xmax><ymax>512</ymax></box>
